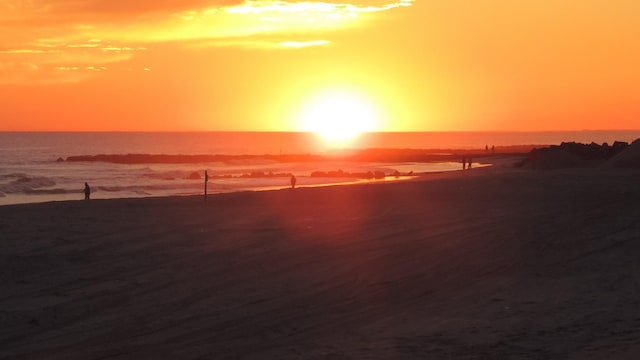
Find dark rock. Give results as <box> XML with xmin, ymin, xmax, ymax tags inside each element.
<box><xmin>525</xmin><ymin>140</ymin><xmax>633</xmax><ymax>169</ymax></box>
<box><xmin>605</xmin><ymin>138</ymin><xmax>640</xmax><ymax>168</ymax></box>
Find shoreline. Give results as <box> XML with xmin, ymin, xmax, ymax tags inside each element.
<box><xmin>0</xmin><ymin>154</ymin><xmax>514</xmax><ymax>207</ymax></box>
<box><xmin>23</xmin><ymin>134</ymin><xmax>640</xmax><ymax>208</ymax></box>
<box><xmin>0</xmin><ymin>158</ymin><xmax>503</xmax><ymax>208</ymax></box>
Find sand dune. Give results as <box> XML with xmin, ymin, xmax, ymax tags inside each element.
<box><xmin>2</xmin><ymin>165</ymin><xmax>640</xmax><ymax>359</ymax></box>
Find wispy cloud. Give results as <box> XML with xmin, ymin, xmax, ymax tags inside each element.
<box><xmin>225</xmin><ymin>0</ymin><xmax>412</xmax><ymax>15</ymax></box>
<box><xmin>279</xmin><ymin>40</ymin><xmax>332</xmax><ymax>48</ymax></box>
<box><xmin>0</xmin><ymin>0</ymin><xmax>413</xmax><ymax>84</ymax></box>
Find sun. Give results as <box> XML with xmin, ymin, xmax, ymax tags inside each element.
<box><xmin>296</xmin><ymin>90</ymin><xmax>381</xmax><ymax>146</ymax></box>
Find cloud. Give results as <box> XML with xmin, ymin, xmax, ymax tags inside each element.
<box><xmin>0</xmin><ymin>38</ymin><xmax>143</xmax><ymax>85</ymax></box>
<box><xmin>0</xmin><ymin>1</ymin><xmax>413</xmax><ymax>84</ymax></box>
<box><xmin>0</xmin><ymin>60</ymin><xmax>95</xmax><ymax>85</ymax></box>
<box><xmin>0</xmin><ymin>0</ymin><xmax>241</xmax><ymax>18</ymax></box>
<box><xmin>279</xmin><ymin>40</ymin><xmax>332</xmax><ymax>48</ymax></box>
<box><xmin>192</xmin><ymin>38</ymin><xmax>332</xmax><ymax>49</ymax></box>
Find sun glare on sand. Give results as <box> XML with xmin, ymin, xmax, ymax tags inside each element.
<box><xmin>297</xmin><ymin>90</ymin><xmax>381</xmax><ymax>146</ymax></box>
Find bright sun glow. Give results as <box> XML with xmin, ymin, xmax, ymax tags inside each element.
<box><xmin>297</xmin><ymin>90</ymin><xmax>381</xmax><ymax>145</ymax></box>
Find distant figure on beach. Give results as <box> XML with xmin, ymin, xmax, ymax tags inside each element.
<box><xmin>290</xmin><ymin>175</ymin><xmax>297</xmax><ymax>189</ymax></box>
<box><xmin>491</xmin><ymin>145</ymin><xmax>495</xmax><ymax>154</ymax></box>
<box><xmin>468</xmin><ymin>158</ymin><xmax>472</xmax><ymax>169</ymax></box>
<box><xmin>485</xmin><ymin>144</ymin><xmax>489</xmax><ymax>153</ymax></box>
<box><xmin>462</xmin><ymin>157</ymin><xmax>466</xmax><ymax>170</ymax></box>
<box><xmin>204</xmin><ymin>170</ymin><xmax>209</xmax><ymax>201</ymax></box>
<box><xmin>84</xmin><ymin>182</ymin><xmax>91</xmax><ymax>200</ymax></box>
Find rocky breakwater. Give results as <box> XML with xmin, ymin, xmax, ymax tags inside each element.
<box><xmin>523</xmin><ymin>140</ymin><xmax>640</xmax><ymax>169</ymax></box>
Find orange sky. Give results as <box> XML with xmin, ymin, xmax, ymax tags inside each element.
<box><xmin>1</xmin><ymin>0</ymin><xmax>639</xmax><ymax>132</ymax></box>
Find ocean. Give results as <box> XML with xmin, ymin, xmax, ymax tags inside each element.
<box><xmin>1</xmin><ymin>131</ymin><xmax>639</xmax><ymax>206</ymax></box>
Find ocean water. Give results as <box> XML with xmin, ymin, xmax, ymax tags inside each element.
<box><xmin>1</xmin><ymin>131</ymin><xmax>639</xmax><ymax>206</ymax></box>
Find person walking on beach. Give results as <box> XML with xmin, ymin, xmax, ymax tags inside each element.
<box><xmin>204</xmin><ymin>170</ymin><xmax>209</xmax><ymax>202</ymax></box>
<box><xmin>468</xmin><ymin>158</ymin><xmax>472</xmax><ymax>169</ymax></box>
<box><xmin>290</xmin><ymin>174</ymin><xmax>297</xmax><ymax>189</ymax></box>
<box><xmin>84</xmin><ymin>182</ymin><xmax>91</xmax><ymax>200</ymax></box>
<box><xmin>462</xmin><ymin>156</ymin><xmax>466</xmax><ymax>170</ymax></box>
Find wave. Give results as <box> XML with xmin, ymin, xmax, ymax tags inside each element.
<box><xmin>96</xmin><ymin>182</ymin><xmax>202</xmax><ymax>194</ymax></box>
<box><xmin>97</xmin><ymin>186</ymin><xmax>152</xmax><ymax>195</ymax></box>
<box><xmin>141</xmin><ymin>169</ymin><xmax>213</xmax><ymax>181</ymax></box>
<box><xmin>64</xmin><ymin>154</ymin><xmax>298</xmax><ymax>164</ymax></box>
<box><xmin>0</xmin><ymin>173</ymin><xmax>57</xmax><ymax>194</ymax></box>
<box><xmin>0</xmin><ymin>180</ymin><xmax>195</xmax><ymax>197</ymax></box>
<box><xmin>22</xmin><ymin>188</ymin><xmax>80</xmax><ymax>195</ymax></box>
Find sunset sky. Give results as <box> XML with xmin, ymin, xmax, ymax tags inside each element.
<box><xmin>1</xmin><ymin>0</ymin><xmax>639</xmax><ymax>132</ymax></box>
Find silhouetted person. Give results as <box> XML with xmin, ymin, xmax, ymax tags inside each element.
<box><xmin>485</xmin><ymin>144</ymin><xmax>489</xmax><ymax>153</ymax></box>
<box><xmin>468</xmin><ymin>158</ymin><xmax>472</xmax><ymax>169</ymax></box>
<box><xmin>84</xmin><ymin>182</ymin><xmax>91</xmax><ymax>200</ymax></box>
<box><xmin>492</xmin><ymin>145</ymin><xmax>495</xmax><ymax>154</ymax></box>
<box><xmin>290</xmin><ymin>174</ymin><xmax>297</xmax><ymax>189</ymax></box>
<box><xmin>204</xmin><ymin>170</ymin><xmax>209</xmax><ymax>201</ymax></box>
<box><xmin>462</xmin><ymin>156</ymin><xmax>466</xmax><ymax>170</ymax></box>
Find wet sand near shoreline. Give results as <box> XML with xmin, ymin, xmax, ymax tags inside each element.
<box><xmin>2</xmin><ymin>164</ymin><xmax>640</xmax><ymax>359</ymax></box>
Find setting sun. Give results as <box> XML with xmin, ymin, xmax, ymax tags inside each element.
<box><xmin>296</xmin><ymin>90</ymin><xmax>381</xmax><ymax>145</ymax></box>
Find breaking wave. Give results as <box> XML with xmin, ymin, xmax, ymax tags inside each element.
<box><xmin>0</xmin><ymin>173</ymin><xmax>57</xmax><ymax>195</ymax></box>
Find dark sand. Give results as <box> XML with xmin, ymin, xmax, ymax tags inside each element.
<box><xmin>2</xmin><ymin>164</ymin><xmax>640</xmax><ymax>359</ymax></box>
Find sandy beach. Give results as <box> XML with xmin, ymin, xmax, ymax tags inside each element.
<box><xmin>2</xmin><ymin>162</ymin><xmax>640</xmax><ymax>359</ymax></box>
